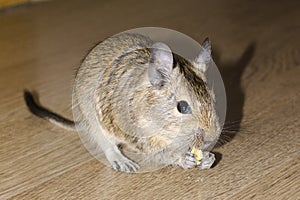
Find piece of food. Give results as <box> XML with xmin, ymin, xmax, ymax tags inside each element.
<box><xmin>190</xmin><ymin>146</ymin><xmax>204</xmax><ymax>165</ymax></box>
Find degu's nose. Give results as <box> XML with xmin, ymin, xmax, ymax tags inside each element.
<box><xmin>195</xmin><ymin>128</ymin><xmax>205</xmax><ymax>138</ymax></box>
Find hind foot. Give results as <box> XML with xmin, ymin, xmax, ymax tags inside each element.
<box><xmin>104</xmin><ymin>146</ymin><xmax>140</xmax><ymax>173</ymax></box>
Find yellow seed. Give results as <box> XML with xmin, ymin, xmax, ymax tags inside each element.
<box><xmin>191</xmin><ymin>147</ymin><xmax>204</xmax><ymax>165</ymax></box>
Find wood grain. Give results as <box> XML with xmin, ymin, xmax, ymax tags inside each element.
<box><xmin>228</xmin><ymin>156</ymin><xmax>300</xmax><ymax>199</ymax></box>
<box><xmin>0</xmin><ymin>0</ymin><xmax>299</xmax><ymax>199</ymax></box>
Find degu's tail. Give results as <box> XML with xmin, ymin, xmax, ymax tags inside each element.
<box><xmin>23</xmin><ymin>90</ymin><xmax>76</xmax><ymax>131</ymax></box>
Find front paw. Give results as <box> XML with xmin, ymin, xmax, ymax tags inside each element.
<box><xmin>198</xmin><ymin>151</ymin><xmax>215</xmax><ymax>169</ymax></box>
<box><xmin>182</xmin><ymin>152</ymin><xmax>197</xmax><ymax>169</ymax></box>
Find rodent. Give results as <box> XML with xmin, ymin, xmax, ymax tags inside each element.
<box><xmin>24</xmin><ymin>32</ymin><xmax>221</xmax><ymax>173</ymax></box>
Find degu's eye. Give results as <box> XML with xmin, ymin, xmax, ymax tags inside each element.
<box><xmin>177</xmin><ymin>100</ymin><xmax>192</xmax><ymax>114</ymax></box>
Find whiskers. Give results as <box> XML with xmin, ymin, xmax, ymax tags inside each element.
<box><xmin>217</xmin><ymin>128</ymin><xmax>241</xmax><ymax>146</ymax></box>
<box><xmin>218</xmin><ymin>121</ymin><xmax>241</xmax><ymax>146</ymax></box>
<box><xmin>216</xmin><ymin>112</ymin><xmax>263</xmax><ymax>146</ymax></box>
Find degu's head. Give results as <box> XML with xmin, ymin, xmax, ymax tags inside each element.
<box><xmin>127</xmin><ymin>38</ymin><xmax>221</xmax><ymax>153</ymax></box>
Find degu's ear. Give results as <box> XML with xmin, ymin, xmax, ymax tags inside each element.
<box><xmin>194</xmin><ymin>37</ymin><xmax>212</xmax><ymax>73</ymax></box>
<box><xmin>148</xmin><ymin>42</ymin><xmax>173</xmax><ymax>89</ymax></box>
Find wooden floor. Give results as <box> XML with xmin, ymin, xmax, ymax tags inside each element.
<box><xmin>0</xmin><ymin>0</ymin><xmax>299</xmax><ymax>199</ymax></box>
